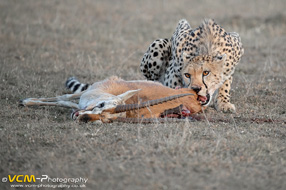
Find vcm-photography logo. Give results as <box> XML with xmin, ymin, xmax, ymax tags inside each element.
<box><xmin>2</xmin><ymin>174</ymin><xmax>88</xmax><ymax>184</ymax></box>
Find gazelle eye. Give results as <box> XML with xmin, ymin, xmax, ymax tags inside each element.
<box><xmin>203</xmin><ymin>71</ymin><xmax>210</xmax><ymax>76</ymax></box>
<box><xmin>97</xmin><ymin>102</ymin><xmax>105</xmax><ymax>108</ymax></box>
<box><xmin>184</xmin><ymin>73</ymin><xmax>191</xmax><ymax>78</ymax></box>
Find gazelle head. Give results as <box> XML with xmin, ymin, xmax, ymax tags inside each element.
<box><xmin>72</xmin><ymin>89</ymin><xmax>141</xmax><ymax>123</ymax></box>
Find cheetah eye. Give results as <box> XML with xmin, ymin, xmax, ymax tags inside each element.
<box><xmin>184</xmin><ymin>73</ymin><xmax>191</xmax><ymax>79</ymax></box>
<box><xmin>203</xmin><ymin>71</ymin><xmax>210</xmax><ymax>76</ymax></box>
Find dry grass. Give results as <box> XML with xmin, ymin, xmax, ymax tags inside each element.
<box><xmin>1</xmin><ymin>0</ymin><xmax>286</xmax><ymax>189</ymax></box>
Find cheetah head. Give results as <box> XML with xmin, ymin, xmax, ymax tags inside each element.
<box><xmin>180</xmin><ymin>54</ymin><xmax>226</xmax><ymax>106</ymax></box>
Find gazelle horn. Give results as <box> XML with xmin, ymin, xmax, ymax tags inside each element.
<box><xmin>112</xmin><ymin>117</ymin><xmax>195</xmax><ymax>123</ymax></box>
<box><xmin>114</xmin><ymin>93</ymin><xmax>193</xmax><ymax>113</ymax></box>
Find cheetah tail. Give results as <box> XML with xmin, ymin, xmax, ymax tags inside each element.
<box><xmin>65</xmin><ymin>77</ymin><xmax>90</xmax><ymax>93</ymax></box>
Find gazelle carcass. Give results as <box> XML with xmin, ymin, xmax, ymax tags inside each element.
<box><xmin>20</xmin><ymin>76</ymin><xmax>202</xmax><ymax>123</ymax></box>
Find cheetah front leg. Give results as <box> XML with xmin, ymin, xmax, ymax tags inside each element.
<box><xmin>215</xmin><ymin>76</ymin><xmax>236</xmax><ymax>113</ymax></box>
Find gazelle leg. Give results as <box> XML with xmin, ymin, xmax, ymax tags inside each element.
<box><xmin>20</xmin><ymin>99</ymin><xmax>79</xmax><ymax>109</ymax></box>
<box><xmin>37</xmin><ymin>92</ymin><xmax>84</xmax><ymax>102</ymax></box>
<box><xmin>20</xmin><ymin>92</ymin><xmax>84</xmax><ymax>109</ymax></box>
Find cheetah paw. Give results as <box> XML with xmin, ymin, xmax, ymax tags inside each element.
<box><xmin>215</xmin><ymin>102</ymin><xmax>236</xmax><ymax>113</ymax></box>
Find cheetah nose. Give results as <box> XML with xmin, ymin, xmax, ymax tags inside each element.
<box><xmin>191</xmin><ymin>86</ymin><xmax>202</xmax><ymax>93</ymax></box>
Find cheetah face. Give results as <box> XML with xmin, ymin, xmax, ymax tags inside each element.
<box><xmin>181</xmin><ymin>54</ymin><xmax>226</xmax><ymax>106</ymax></box>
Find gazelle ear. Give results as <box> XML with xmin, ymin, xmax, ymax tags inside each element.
<box><xmin>117</xmin><ymin>89</ymin><xmax>141</xmax><ymax>103</ymax></box>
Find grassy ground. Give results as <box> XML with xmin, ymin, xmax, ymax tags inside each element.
<box><xmin>1</xmin><ymin>0</ymin><xmax>286</xmax><ymax>189</ymax></box>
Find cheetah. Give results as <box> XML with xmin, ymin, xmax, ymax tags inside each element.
<box><xmin>140</xmin><ymin>19</ymin><xmax>244</xmax><ymax>112</ymax></box>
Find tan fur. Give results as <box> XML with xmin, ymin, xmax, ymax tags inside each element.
<box><xmin>78</xmin><ymin>77</ymin><xmax>202</xmax><ymax>122</ymax></box>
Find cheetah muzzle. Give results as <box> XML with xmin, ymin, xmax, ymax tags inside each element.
<box><xmin>198</xmin><ymin>93</ymin><xmax>211</xmax><ymax>106</ymax></box>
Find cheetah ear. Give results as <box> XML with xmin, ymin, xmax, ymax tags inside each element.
<box><xmin>215</xmin><ymin>54</ymin><xmax>227</xmax><ymax>63</ymax></box>
<box><xmin>215</xmin><ymin>54</ymin><xmax>227</xmax><ymax>70</ymax></box>
<box><xmin>182</xmin><ymin>52</ymin><xmax>191</xmax><ymax>63</ymax></box>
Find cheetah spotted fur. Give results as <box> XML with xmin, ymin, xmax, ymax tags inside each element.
<box><xmin>140</xmin><ymin>19</ymin><xmax>244</xmax><ymax>112</ymax></box>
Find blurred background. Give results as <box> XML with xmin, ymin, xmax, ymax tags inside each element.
<box><xmin>1</xmin><ymin>0</ymin><xmax>285</xmax><ymax>82</ymax></box>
